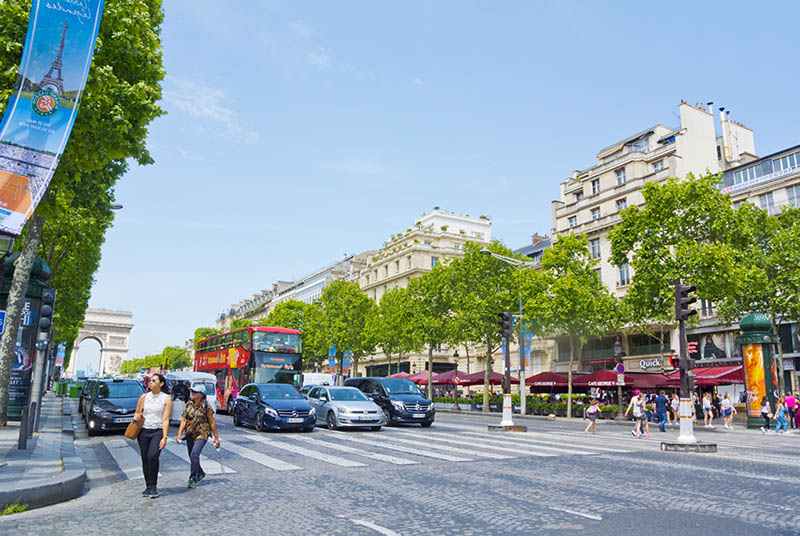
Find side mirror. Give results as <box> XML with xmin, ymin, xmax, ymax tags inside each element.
<box><xmin>371</xmin><ymin>391</ymin><xmax>381</xmax><ymax>398</ymax></box>
<box><xmin>320</xmin><ymin>396</ymin><xmax>328</xmax><ymax>402</ymax></box>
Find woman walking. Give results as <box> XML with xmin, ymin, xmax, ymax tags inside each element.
<box><xmin>702</xmin><ymin>392</ymin><xmax>714</xmax><ymax>428</ymax></box>
<box><xmin>134</xmin><ymin>373</ymin><xmax>172</xmax><ymax>498</ymax></box>
<box><xmin>625</xmin><ymin>392</ymin><xmax>651</xmax><ymax>438</ymax></box>
<box><xmin>176</xmin><ymin>384</ymin><xmax>221</xmax><ymax>488</ymax></box>
<box><xmin>775</xmin><ymin>396</ymin><xmax>789</xmax><ymax>434</ymax></box>
<box><xmin>721</xmin><ymin>392</ymin><xmax>737</xmax><ymax>429</ymax></box>
<box><xmin>761</xmin><ymin>396</ymin><xmax>772</xmax><ymax>433</ymax></box>
<box><xmin>584</xmin><ymin>398</ymin><xmax>600</xmax><ymax>434</ymax></box>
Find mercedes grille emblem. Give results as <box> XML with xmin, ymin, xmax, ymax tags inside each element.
<box><xmin>292</xmin><ymin>410</ymin><xmax>298</xmax><ymax>417</ymax></box>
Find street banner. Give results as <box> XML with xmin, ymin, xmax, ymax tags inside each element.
<box><xmin>8</xmin><ymin>299</ymin><xmax>37</xmax><ymax>420</ymax></box>
<box><xmin>0</xmin><ymin>0</ymin><xmax>106</xmax><ymax>235</ymax></box>
<box><xmin>743</xmin><ymin>343</ymin><xmax>766</xmax><ymax>418</ymax></box>
<box><xmin>327</xmin><ymin>357</ymin><xmax>335</xmax><ymax>374</ymax></box>
<box><xmin>54</xmin><ymin>341</ymin><xmax>65</xmax><ymax>368</ymax></box>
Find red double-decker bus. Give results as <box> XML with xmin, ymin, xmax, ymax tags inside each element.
<box><xmin>194</xmin><ymin>326</ymin><xmax>302</xmax><ymax>413</ymax></box>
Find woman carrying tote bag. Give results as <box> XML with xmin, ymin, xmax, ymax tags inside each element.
<box><xmin>133</xmin><ymin>374</ymin><xmax>172</xmax><ymax>499</ymax></box>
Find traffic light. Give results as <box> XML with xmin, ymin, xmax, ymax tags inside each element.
<box><xmin>38</xmin><ymin>287</ymin><xmax>55</xmax><ymax>332</ymax></box>
<box><xmin>674</xmin><ymin>284</ymin><xmax>697</xmax><ymax>322</ymax></box>
<box><xmin>497</xmin><ymin>312</ymin><xmax>513</xmax><ymax>341</ymax></box>
<box><xmin>669</xmin><ymin>354</ymin><xmax>679</xmax><ymax>370</ymax></box>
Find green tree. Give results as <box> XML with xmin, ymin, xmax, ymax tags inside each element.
<box><xmin>162</xmin><ymin>346</ymin><xmax>191</xmax><ymax>370</ymax></box>
<box><xmin>0</xmin><ymin>0</ymin><xmax>165</xmax><ymax>424</ymax></box>
<box><xmin>267</xmin><ymin>299</ymin><xmax>328</xmax><ymax>368</ymax></box>
<box><xmin>368</xmin><ymin>287</ymin><xmax>419</xmax><ymax>376</ymax></box>
<box><xmin>194</xmin><ymin>327</ymin><xmax>222</xmax><ymax>344</ymax></box>
<box><xmin>448</xmin><ymin>241</ymin><xmax>529</xmax><ymax>410</ymax></box>
<box><xmin>317</xmin><ymin>281</ymin><xmax>376</xmax><ymax>381</ymax></box>
<box><xmin>533</xmin><ymin>233</ymin><xmax>619</xmax><ymax>418</ymax></box>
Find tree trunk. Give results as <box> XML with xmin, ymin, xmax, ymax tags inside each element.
<box><xmin>567</xmin><ymin>335</ymin><xmax>576</xmax><ymax>419</ymax></box>
<box><xmin>427</xmin><ymin>344</ymin><xmax>434</xmax><ymax>400</ymax></box>
<box><xmin>483</xmin><ymin>338</ymin><xmax>492</xmax><ymax>413</ymax></box>
<box><xmin>770</xmin><ymin>316</ymin><xmax>786</xmax><ymax>395</ymax></box>
<box><xmin>0</xmin><ymin>215</ymin><xmax>45</xmax><ymax>426</ymax></box>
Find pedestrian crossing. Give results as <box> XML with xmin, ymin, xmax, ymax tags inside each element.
<box><xmin>100</xmin><ymin>422</ymin><xmax>674</xmax><ymax>480</ymax></box>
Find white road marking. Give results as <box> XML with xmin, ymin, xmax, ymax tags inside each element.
<box><xmin>243</xmin><ymin>434</ymin><xmax>366</xmax><ymax>467</ymax></box>
<box><xmin>324</xmin><ymin>432</ymin><xmax>472</xmax><ymax>462</ymax></box>
<box><xmin>390</xmin><ymin>429</ymin><xmax>586</xmax><ymax>457</ymax></box>
<box><xmin>223</xmin><ymin>440</ymin><xmax>302</xmax><ymax>471</ymax></box>
<box><xmin>367</xmin><ymin>433</ymin><xmax>514</xmax><ymax>459</ymax></box>
<box><xmin>455</xmin><ymin>430</ymin><xmax>636</xmax><ymax>454</ymax></box>
<box><xmin>350</xmin><ymin>519</ymin><xmax>402</xmax><ymax>536</ymax></box>
<box><xmin>285</xmin><ymin>435</ymin><xmax>419</xmax><ymax>465</ymax></box>
<box><xmin>163</xmin><ymin>442</ymin><xmax>236</xmax><ymax>474</ymax></box>
<box><xmin>549</xmin><ymin>506</ymin><xmax>602</xmax><ymax>521</ymax></box>
<box><xmin>105</xmin><ymin>438</ymin><xmax>160</xmax><ymax>480</ymax></box>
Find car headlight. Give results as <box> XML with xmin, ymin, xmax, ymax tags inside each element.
<box><xmin>391</xmin><ymin>400</ymin><xmax>405</xmax><ymax>411</ymax></box>
<box><xmin>264</xmin><ymin>407</ymin><xmax>278</xmax><ymax>417</ymax></box>
<box><xmin>309</xmin><ymin>407</ymin><xmax>316</xmax><ymax>415</ymax></box>
<box><xmin>337</xmin><ymin>406</ymin><xmax>347</xmax><ymax>413</ymax></box>
<box><xmin>93</xmin><ymin>407</ymin><xmax>109</xmax><ymax>416</ymax></box>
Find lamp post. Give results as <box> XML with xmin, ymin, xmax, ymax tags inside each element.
<box><xmin>480</xmin><ymin>249</ymin><xmax>537</xmax><ymax>417</ymax></box>
<box><xmin>614</xmin><ymin>336</ymin><xmax>625</xmax><ymax>420</ymax></box>
<box><xmin>452</xmin><ymin>351</ymin><xmax>460</xmax><ymax>410</ymax></box>
<box><xmin>369</xmin><ymin>355</ymin><xmax>374</xmax><ymax>377</ymax></box>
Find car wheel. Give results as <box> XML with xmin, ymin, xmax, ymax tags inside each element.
<box><xmin>233</xmin><ymin>410</ymin><xmax>242</xmax><ymax>427</ymax></box>
<box><xmin>421</xmin><ymin>421</ymin><xmax>433</xmax><ymax>428</ymax></box>
<box><xmin>370</xmin><ymin>426</ymin><xmax>382</xmax><ymax>432</ymax></box>
<box><xmin>327</xmin><ymin>412</ymin><xmax>337</xmax><ymax>430</ymax></box>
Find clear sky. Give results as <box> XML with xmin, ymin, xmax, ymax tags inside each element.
<box><xmin>75</xmin><ymin>0</ymin><xmax>800</xmax><ymax>371</ymax></box>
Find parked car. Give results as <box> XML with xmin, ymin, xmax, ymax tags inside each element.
<box><xmin>344</xmin><ymin>377</ymin><xmax>434</xmax><ymax>427</ymax></box>
<box><xmin>307</xmin><ymin>386</ymin><xmax>385</xmax><ymax>431</ymax></box>
<box><xmin>299</xmin><ymin>384</ymin><xmax>316</xmax><ymax>397</ymax></box>
<box><xmin>78</xmin><ymin>379</ymin><xmax>98</xmax><ymax>419</ymax></box>
<box><xmin>232</xmin><ymin>383</ymin><xmax>315</xmax><ymax>432</ymax></box>
<box><xmin>86</xmin><ymin>379</ymin><xmax>145</xmax><ymax>436</ymax></box>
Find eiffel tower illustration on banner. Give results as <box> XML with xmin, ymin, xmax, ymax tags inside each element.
<box><xmin>39</xmin><ymin>22</ymin><xmax>68</xmax><ymax>95</ymax></box>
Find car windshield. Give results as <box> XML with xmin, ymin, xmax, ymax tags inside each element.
<box><xmin>380</xmin><ymin>379</ymin><xmax>423</xmax><ymax>395</ymax></box>
<box><xmin>329</xmin><ymin>388</ymin><xmax>368</xmax><ymax>401</ymax></box>
<box><xmin>252</xmin><ymin>332</ymin><xmax>301</xmax><ymax>353</ymax></box>
<box><xmin>260</xmin><ymin>384</ymin><xmax>302</xmax><ymax>400</ymax></box>
<box><xmin>97</xmin><ymin>382</ymin><xmax>143</xmax><ymax>399</ymax></box>
<box><xmin>195</xmin><ymin>382</ymin><xmax>216</xmax><ymax>396</ymax></box>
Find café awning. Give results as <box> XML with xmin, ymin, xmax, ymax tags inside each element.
<box><xmin>664</xmin><ymin>365</ymin><xmax>743</xmax><ymax>387</ymax></box>
<box><xmin>525</xmin><ymin>371</ymin><xmax>569</xmax><ymax>387</ymax></box>
<box><xmin>458</xmin><ymin>370</ymin><xmax>521</xmax><ymax>387</ymax></box>
<box><xmin>432</xmin><ymin>369</ymin><xmax>468</xmax><ymax>385</ymax></box>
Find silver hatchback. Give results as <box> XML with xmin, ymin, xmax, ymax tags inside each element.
<box><xmin>307</xmin><ymin>386</ymin><xmax>386</xmax><ymax>431</ymax></box>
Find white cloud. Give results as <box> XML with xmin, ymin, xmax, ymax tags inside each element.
<box><xmin>163</xmin><ymin>76</ymin><xmax>259</xmax><ymax>144</ymax></box>
<box><xmin>413</xmin><ymin>77</ymin><xmax>425</xmax><ymax>87</ymax></box>
<box><xmin>307</xmin><ymin>47</ymin><xmax>332</xmax><ymax>68</ymax></box>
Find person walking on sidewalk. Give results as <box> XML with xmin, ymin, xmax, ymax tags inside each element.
<box><xmin>775</xmin><ymin>396</ymin><xmax>789</xmax><ymax>434</ymax></box>
<box><xmin>761</xmin><ymin>396</ymin><xmax>772</xmax><ymax>433</ymax></box>
<box><xmin>134</xmin><ymin>373</ymin><xmax>172</xmax><ymax>499</ymax></box>
<box><xmin>176</xmin><ymin>384</ymin><xmax>221</xmax><ymax>488</ymax></box>
<box><xmin>584</xmin><ymin>398</ymin><xmax>600</xmax><ymax>434</ymax></box>
<box><xmin>702</xmin><ymin>392</ymin><xmax>714</xmax><ymax>428</ymax></box>
<box><xmin>785</xmin><ymin>392</ymin><xmax>796</xmax><ymax>429</ymax></box>
<box><xmin>654</xmin><ymin>390</ymin><xmax>669</xmax><ymax>432</ymax></box>
<box><xmin>625</xmin><ymin>392</ymin><xmax>651</xmax><ymax>438</ymax></box>
<box><xmin>721</xmin><ymin>392</ymin><xmax>737</xmax><ymax>429</ymax></box>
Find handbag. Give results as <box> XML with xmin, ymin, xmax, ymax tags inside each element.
<box><xmin>124</xmin><ymin>395</ymin><xmax>145</xmax><ymax>440</ymax></box>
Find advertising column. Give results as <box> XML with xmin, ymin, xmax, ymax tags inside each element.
<box><xmin>736</xmin><ymin>312</ymin><xmax>777</xmax><ymax>429</ymax></box>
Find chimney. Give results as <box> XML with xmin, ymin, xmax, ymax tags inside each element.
<box><xmin>706</xmin><ymin>101</ymin><xmax>713</xmax><ymax>114</ymax></box>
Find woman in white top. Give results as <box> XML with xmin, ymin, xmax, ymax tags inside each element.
<box><xmin>720</xmin><ymin>392</ymin><xmax>737</xmax><ymax>429</ymax></box>
<box><xmin>702</xmin><ymin>392</ymin><xmax>714</xmax><ymax>428</ymax></box>
<box><xmin>133</xmin><ymin>373</ymin><xmax>172</xmax><ymax>499</ymax></box>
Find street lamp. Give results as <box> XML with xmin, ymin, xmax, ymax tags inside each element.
<box><xmin>614</xmin><ymin>336</ymin><xmax>625</xmax><ymax>420</ymax></box>
<box><xmin>369</xmin><ymin>355</ymin><xmax>374</xmax><ymax>377</ymax></box>
<box><xmin>480</xmin><ymin>248</ymin><xmax>537</xmax><ymax>417</ymax></box>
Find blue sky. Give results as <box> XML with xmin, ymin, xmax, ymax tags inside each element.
<box><xmin>75</xmin><ymin>0</ymin><xmax>800</xmax><ymax>371</ymax></box>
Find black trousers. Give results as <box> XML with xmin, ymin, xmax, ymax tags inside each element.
<box><xmin>138</xmin><ymin>428</ymin><xmax>163</xmax><ymax>488</ymax></box>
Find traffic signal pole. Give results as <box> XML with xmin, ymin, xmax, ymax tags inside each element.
<box><xmin>488</xmin><ymin>312</ymin><xmax>526</xmax><ymax>432</ymax></box>
<box><xmin>676</xmin><ymin>311</ymin><xmax>696</xmax><ymax>444</ymax></box>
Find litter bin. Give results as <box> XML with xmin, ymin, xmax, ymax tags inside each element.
<box><xmin>69</xmin><ymin>385</ymin><xmax>79</xmax><ymax>398</ymax></box>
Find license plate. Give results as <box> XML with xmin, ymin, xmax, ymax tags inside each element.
<box><xmin>114</xmin><ymin>417</ymin><xmax>133</xmax><ymax>423</ymax></box>
<box><xmin>356</xmin><ymin>415</ymin><xmax>370</xmax><ymax>420</ymax></box>
<box><xmin>286</xmin><ymin>417</ymin><xmax>304</xmax><ymax>423</ymax></box>
<box><xmin>412</xmin><ymin>413</ymin><xmax>425</xmax><ymax>419</ymax></box>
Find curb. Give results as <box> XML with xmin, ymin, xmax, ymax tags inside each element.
<box><xmin>0</xmin><ymin>395</ymin><xmax>86</xmax><ymax>510</ymax></box>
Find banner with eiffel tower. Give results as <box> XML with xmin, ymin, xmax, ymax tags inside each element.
<box><xmin>0</xmin><ymin>0</ymin><xmax>106</xmax><ymax>236</ymax></box>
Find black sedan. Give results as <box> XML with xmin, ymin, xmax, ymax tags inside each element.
<box><xmin>86</xmin><ymin>379</ymin><xmax>144</xmax><ymax>436</ymax></box>
<box><xmin>233</xmin><ymin>383</ymin><xmax>315</xmax><ymax>432</ymax></box>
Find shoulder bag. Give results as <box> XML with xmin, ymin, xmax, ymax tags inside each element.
<box><xmin>125</xmin><ymin>395</ymin><xmax>145</xmax><ymax>440</ymax></box>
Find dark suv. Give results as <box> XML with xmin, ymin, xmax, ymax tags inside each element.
<box><xmin>86</xmin><ymin>379</ymin><xmax>144</xmax><ymax>436</ymax></box>
<box><xmin>345</xmin><ymin>377</ymin><xmax>434</xmax><ymax>427</ymax></box>
<box><xmin>233</xmin><ymin>383</ymin><xmax>315</xmax><ymax>432</ymax></box>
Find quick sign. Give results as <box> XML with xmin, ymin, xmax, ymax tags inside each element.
<box><xmin>639</xmin><ymin>359</ymin><xmax>662</xmax><ymax>370</ymax></box>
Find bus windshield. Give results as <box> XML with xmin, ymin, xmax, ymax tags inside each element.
<box><xmin>253</xmin><ymin>352</ymin><xmax>301</xmax><ymax>387</ymax></box>
<box><xmin>252</xmin><ymin>332</ymin><xmax>301</xmax><ymax>353</ymax></box>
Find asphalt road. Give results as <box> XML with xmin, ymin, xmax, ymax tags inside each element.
<box><xmin>5</xmin><ymin>411</ymin><xmax>800</xmax><ymax>536</ymax></box>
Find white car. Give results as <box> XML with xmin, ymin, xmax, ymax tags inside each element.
<box><xmin>306</xmin><ymin>386</ymin><xmax>385</xmax><ymax>431</ymax></box>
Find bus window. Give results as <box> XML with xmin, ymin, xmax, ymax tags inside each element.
<box><xmin>252</xmin><ymin>332</ymin><xmax>301</xmax><ymax>353</ymax></box>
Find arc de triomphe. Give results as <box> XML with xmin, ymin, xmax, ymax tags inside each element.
<box><xmin>65</xmin><ymin>308</ymin><xmax>133</xmax><ymax>377</ymax></box>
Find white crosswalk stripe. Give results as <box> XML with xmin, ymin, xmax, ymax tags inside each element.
<box><xmin>358</xmin><ymin>432</ymin><xmax>515</xmax><ymax>459</ymax></box>
<box><xmin>321</xmin><ymin>431</ymin><xmax>473</xmax><ymax>462</ymax></box>
<box><xmin>222</xmin><ymin>440</ymin><xmax>302</xmax><ymax>471</ymax></box>
<box><xmin>284</xmin><ymin>434</ymin><xmax>419</xmax><ymax>465</ymax></box>
<box><xmin>163</xmin><ymin>441</ymin><xmax>236</xmax><ymax>474</ymax></box>
<box><xmin>453</xmin><ymin>430</ymin><xmax>644</xmax><ymax>454</ymax></box>
<box><xmin>241</xmin><ymin>434</ymin><xmax>367</xmax><ymax>467</ymax></box>
<box><xmin>388</xmin><ymin>429</ymin><xmax>592</xmax><ymax>457</ymax></box>
<box><xmin>105</xmin><ymin>438</ymin><xmax>161</xmax><ymax>480</ymax></box>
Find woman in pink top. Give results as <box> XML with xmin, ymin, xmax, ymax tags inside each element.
<box><xmin>785</xmin><ymin>392</ymin><xmax>796</xmax><ymax>429</ymax></box>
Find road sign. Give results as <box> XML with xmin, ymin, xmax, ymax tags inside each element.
<box><xmin>0</xmin><ymin>310</ymin><xmax>6</xmax><ymax>335</ymax></box>
<box><xmin>617</xmin><ymin>373</ymin><xmax>625</xmax><ymax>386</ymax></box>
<box><xmin>615</xmin><ymin>363</ymin><xmax>625</xmax><ymax>374</ymax></box>
<box><xmin>453</xmin><ymin>376</ymin><xmax>461</xmax><ymax>385</ymax></box>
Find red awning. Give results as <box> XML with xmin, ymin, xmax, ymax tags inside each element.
<box><xmin>525</xmin><ymin>371</ymin><xmax>569</xmax><ymax>387</ymax></box>
<box><xmin>432</xmin><ymin>369</ymin><xmax>468</xmax><ymax>385</ymax></box>
<box><xmin>407</xmin><ymin>371</ymin><xmax>439</xmax><ymax>385</ymax></box>
<box><xmin>458</xmin><ymin>370</ymin><xmax>521</xmax><ymax>386</ymax></box>
<box><xmin>573</xmin><ymin>370</ymin><xmax>669</xmax><ymax>388</ymax></box>
<box><xmin>389</xmin><ymin>372</ymin><xmax>411</xmax><ymax>379</ymax></box>
<box><xmin>663</xmin><ymin>365</ymin><xmax>743</xmax><ymax>387</ymax></box>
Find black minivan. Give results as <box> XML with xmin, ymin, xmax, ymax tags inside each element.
<box><xmin>344</xmin><ymin>377</ymin><xmax>434</xmax><ymax>427</ymax></box>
